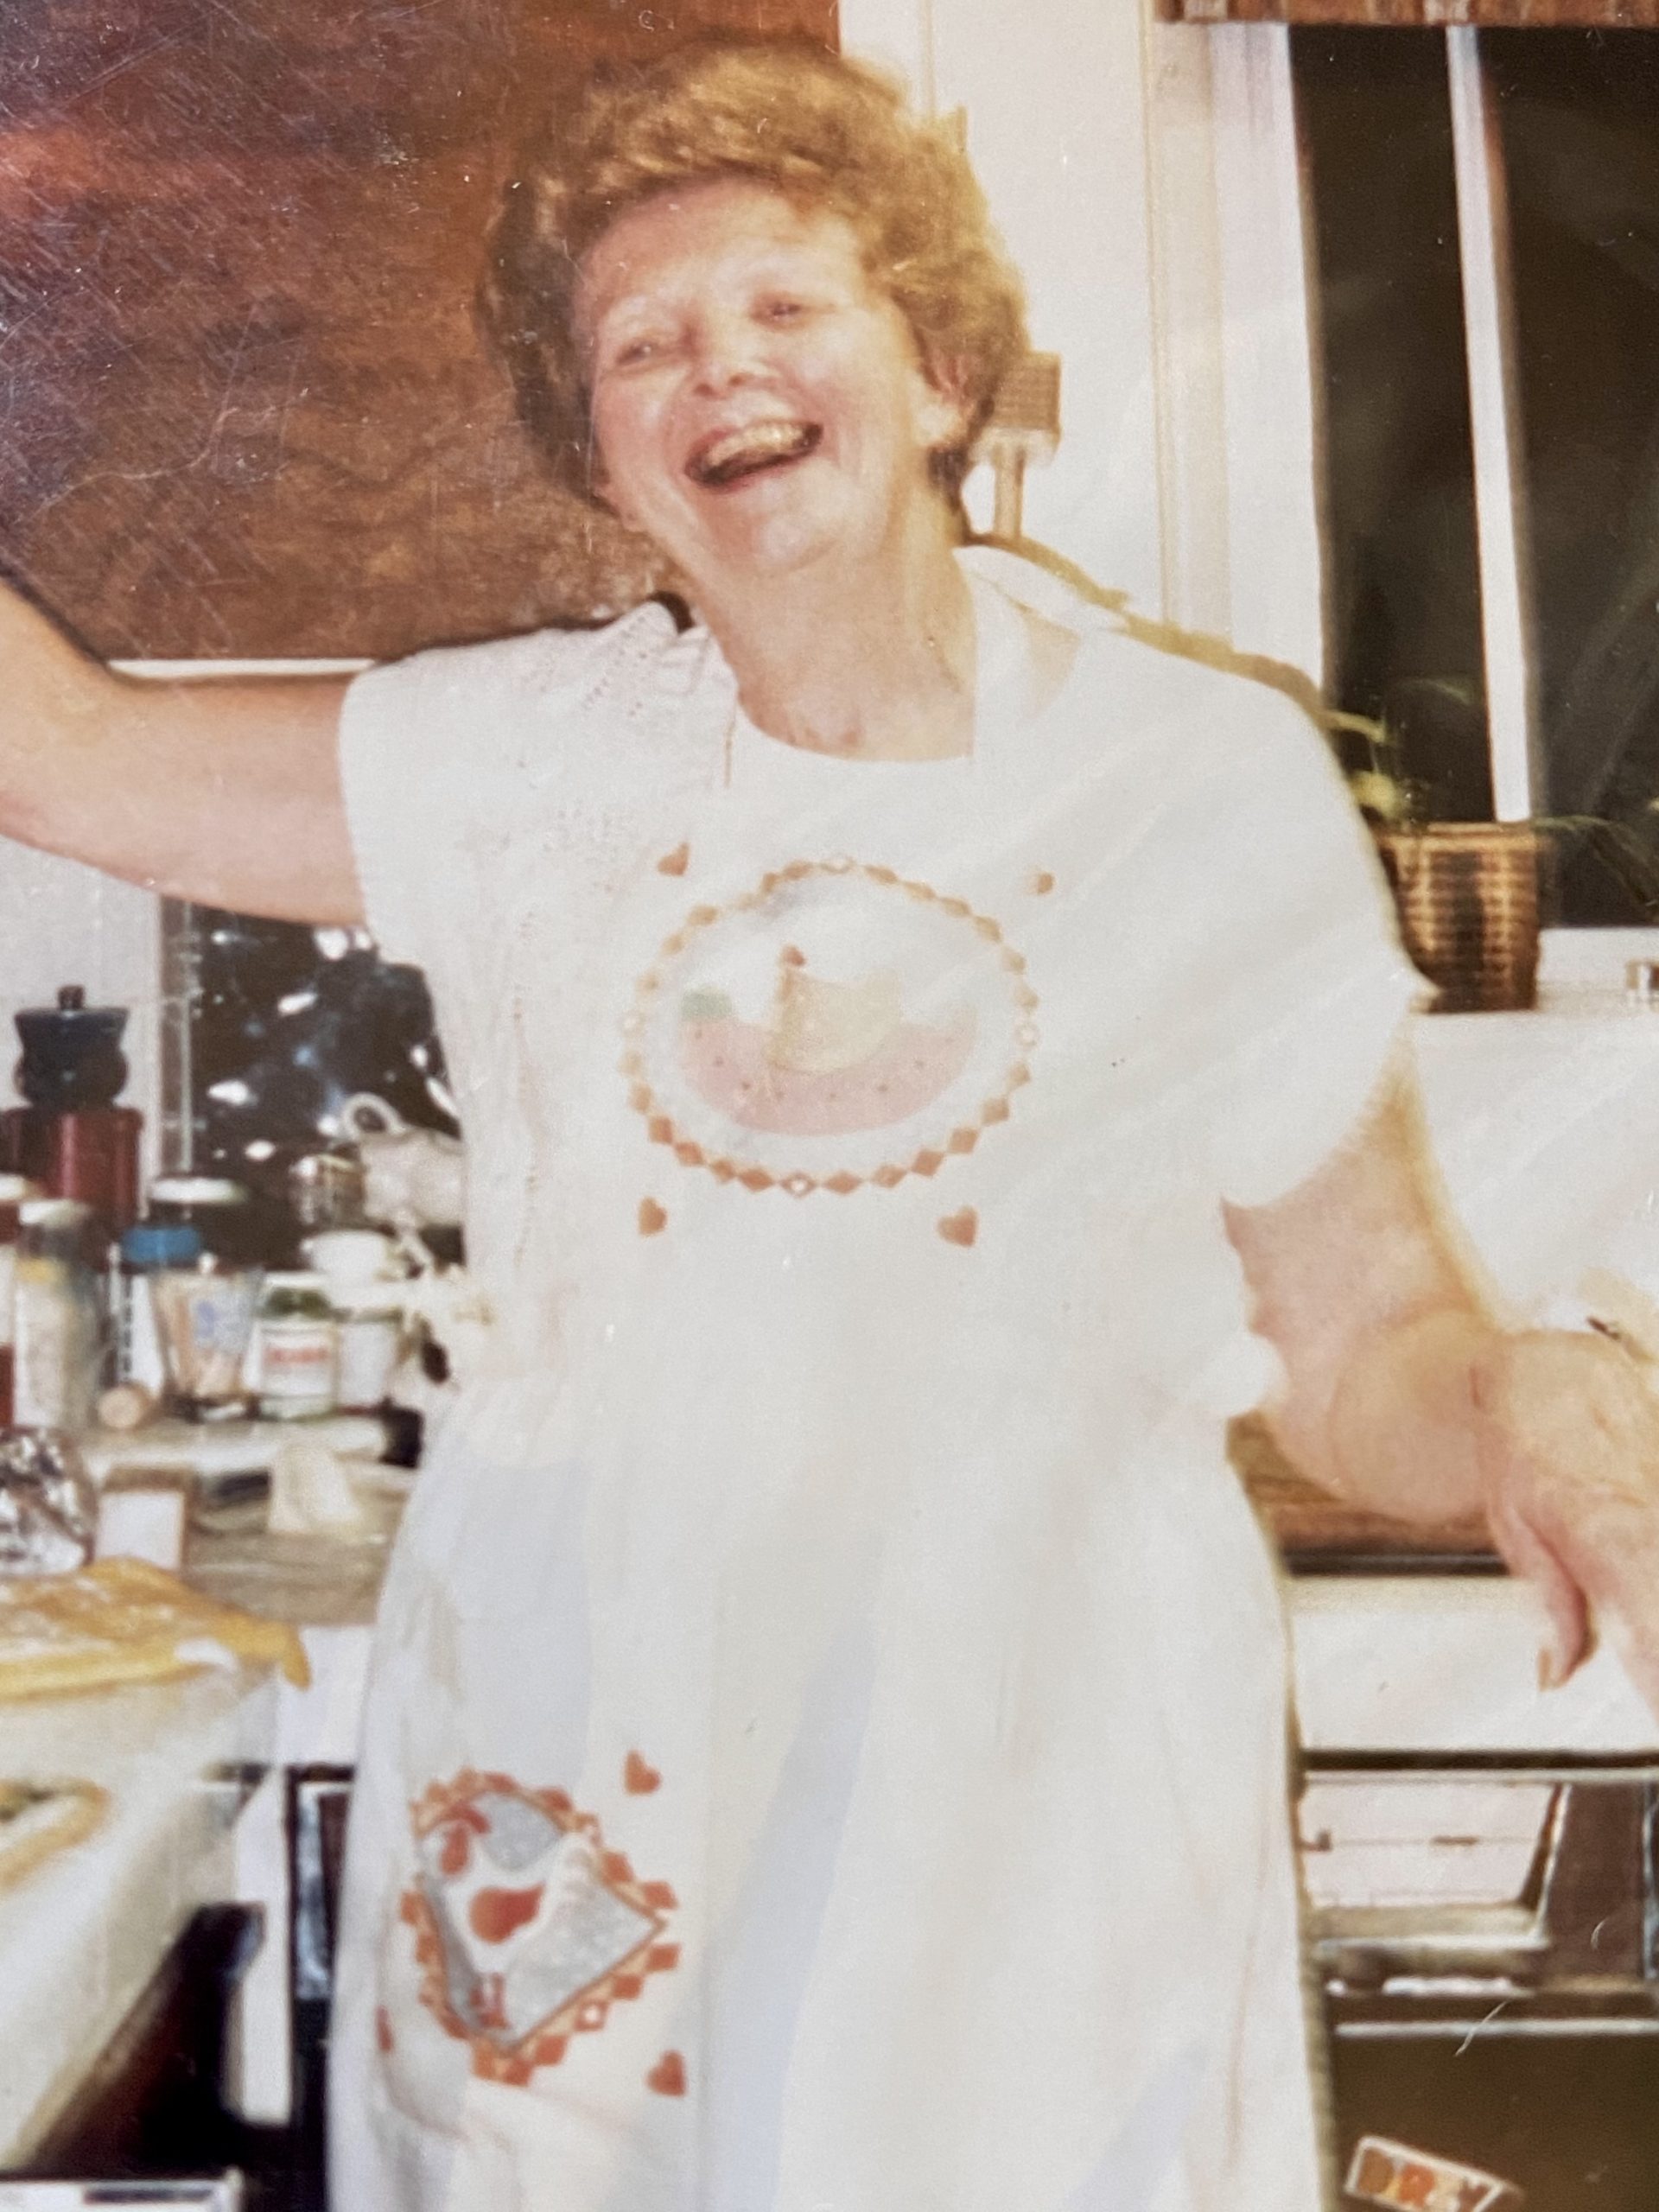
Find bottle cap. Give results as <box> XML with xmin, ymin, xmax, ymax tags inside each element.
<box><xmin>19</xmin><ymin>1198</ymin><xmax>92</xmax><ymax>1227</ymax></box>
<box><xmin>121</xmin><ymin>1223</ymin><xmax>203</xmax><ymax>1268</ymax></box>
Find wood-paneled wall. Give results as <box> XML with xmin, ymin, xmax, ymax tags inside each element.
<box><xmin>0</xmin><ymin>1</ymin><xmax>836</xmax><ymax>662</ymax></box>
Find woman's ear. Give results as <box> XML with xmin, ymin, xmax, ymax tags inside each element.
<box><xmin>916</xmin><ymin>353</ymin><xmax>975</xmax><ymax>459</ymax></box>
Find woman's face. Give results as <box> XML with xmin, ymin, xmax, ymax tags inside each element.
<box><xmin>576</xmin><ymin>180</ymin><xmax>965</xmax><ymax>588</ymax></box>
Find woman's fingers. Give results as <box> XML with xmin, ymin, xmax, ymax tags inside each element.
<box><xmin>1485</xmin><ymin>1484</ymin><xmax>1593</xmax><ymax>1690</ymax></box>
<box><xmin>1472</xmin><ymin>1328</ymin><xmax>1659</xmax><ymax>1705</ymax></box>
<box><xmin>1582</xmin><ymin>1513</ymin><xmax>1659</xmax><ymax>1717</ymax></box>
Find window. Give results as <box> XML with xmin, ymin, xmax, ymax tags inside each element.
<box><xmin>1274</xmin><ymin>28</ymin><xmax>1659</xmax><ymax>922</ymax></box>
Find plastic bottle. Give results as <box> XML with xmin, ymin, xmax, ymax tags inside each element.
<box><xmin>115</xmin><ymin>1222</ymin><xmax>203</xmax><ymax>1396</ymax></box>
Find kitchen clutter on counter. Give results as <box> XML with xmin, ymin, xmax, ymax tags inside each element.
<box><xmin>0</xmin><ymin>986</ymin><xmax>480</xmax><ymax>1580</ymax></box>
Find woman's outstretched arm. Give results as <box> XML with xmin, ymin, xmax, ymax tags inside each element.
<box><xmin>0</xmin><ymin>583</ymin><xmax>362</xmax><ymax>925</ymax></box>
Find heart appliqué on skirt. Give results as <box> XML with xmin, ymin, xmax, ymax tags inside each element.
<box><xmin>400</xmin><ymin>1769</ymin><xmax>679</xmax><ymax>2086</ymax></box>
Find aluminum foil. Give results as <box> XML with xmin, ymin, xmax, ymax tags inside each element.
<box><xmin>0</xmin><ymin>1428</ymin><xmax>97</xmax><ymax>1575</ymax></box>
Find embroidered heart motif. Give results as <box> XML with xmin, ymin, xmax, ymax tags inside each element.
<box><xmin>469</xmin><ymin>1884</ymin><xmax>545</xmax><ymax>1944</ymax></box>
<box><xmin>638</xmin><ymin>1198</ymin><xmax>668</xmax><ymax>1236</ymax></box>
<box><xmin>657</xmin><ymin>842</ymin><xmax>690</xmax><ymax>877</ymax></box>
<box><xmin>938</xmin><ymin>1207</ymin><xmax>978</xmax><ymax>1248</ymax></box>
<box><xmin>648</xmin><ymin>2050</ymin><xmax>688</xmax><ymax>2097</ymax></box>
<box><xmin>625</xmin><ymin>1751</ymin><xmax>662</xmax><ymax>1795</ymax></box>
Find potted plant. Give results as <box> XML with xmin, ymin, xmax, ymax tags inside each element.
<box><xmin>1327</xmin><ymin>687</ymin><xmax>1659</xmax><ymax>1014</ymax></box>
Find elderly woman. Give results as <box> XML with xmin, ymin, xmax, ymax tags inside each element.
<box><xmin>3</xmin><ymin>35</ymin><xmax>1659</xmax><ymax>2211</ymax></box>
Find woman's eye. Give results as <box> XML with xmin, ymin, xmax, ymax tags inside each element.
<box><xmin>760</xmin><ymin>297</ymin><xmax>806</xmax><ymax>323</ymax></box>
<box><xmin>608</xmin><ymin>331</ymin><xmax>674</xmax><ymax>371</ymax></box>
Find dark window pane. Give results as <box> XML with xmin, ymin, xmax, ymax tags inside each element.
<box><xmin>1293</xmin><ymin>30</ymin><xmax>1491</xmax><ymax>823</ymax></box>
<box><xmin>190</xmin><ymin>908</ymin><xmax>455</xmax><ymax>1213</ymax></box>
<box><xmin>1490</xmin><ymin>32</ymin><xmax>1659</xmax><ymax>923</ymax></box>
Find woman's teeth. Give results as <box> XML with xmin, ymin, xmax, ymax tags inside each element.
<box><xmin>689</xmin><ymin>421</ymin><xmax>822</xmax><ymax>486</ymax></box>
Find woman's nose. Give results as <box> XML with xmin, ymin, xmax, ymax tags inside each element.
<box><xmin>690</xmin><ymin>310</ymin><xmax>767</xmax><ymax>391</ymax></box>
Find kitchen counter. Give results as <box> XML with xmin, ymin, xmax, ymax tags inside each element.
<box><xmin>1289</xmin><ymin>1572</ymin><xmax>1659</xmax><ymax>1760</ymax></box>
<box><xmin>0</xmin><ymin>1662</ymin><xmax>276</xmax><ymax>2161</ymax></box>
<box><xmin>177</xmin><ymin>1456</ymin><xmax>1659</xmax><ymax>1772</ymax></box>
<box><xmin>1229</xmin><ymin>1418</ymin><xmax>1659</xmax><ymax>1760</ymax></box>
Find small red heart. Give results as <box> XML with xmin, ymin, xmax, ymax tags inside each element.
<box><xmin>468</xmin><ymin>1884</ymin><xmax>544</xmax><ymax>1944</ymax></box>
<box><xmin>647</xmin><ymin>2050</ymin><xmax>687</xmax><ymax>2097</ymax></box>
<box><xmin>1031</xmin><ymin>870</ymin><xmax>1056</xmax><ymax>895</ymax></box>
<box><xmin>639</xmin><ymin>1199</ymin><xmax>668</xmax><ymax>1236</ymax></box>
<box><xmin>625</xmin><ymin>1750</ymin><xmax>662</xmax><ymax>1795</ymax></box>
<box><xmin>657</xmin><ymin>842</ymin><xmax>690</xmax><ymax>877</ymax></box>
<box><xmin>937</xmin><ymin>1207</ymin><xmax>978</xmax><ymax>1248</ymax></box>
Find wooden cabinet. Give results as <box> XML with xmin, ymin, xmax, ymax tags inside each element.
<box><xmin>0</xmin><ymin>2</ymin><xmax>836</xmax><ymax>663</ymax></box>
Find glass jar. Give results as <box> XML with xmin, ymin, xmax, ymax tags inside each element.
<box><xmin>0</xmin><ymin>1173</ymin><xmax>36</xmax><ymax>1428</ymax></box>
<box><xmin>334</xmin><ymin>1293</ymin><xmax>403</xmax><ymax>1413</ymax></box>
<box><xmin>13</xmin><ymin>1198</ymin><xmax>100</xmax><ymax>1433</ymax></box>
<box><xmin>256</xmin><ymin>1272</ymin><xmax>338</xmax><ymax>1421</ymax></box>
<box><xmin>151</xmin><ymin>1259</ymin><xmax>264</xmax><ymax>1421</ymax></box>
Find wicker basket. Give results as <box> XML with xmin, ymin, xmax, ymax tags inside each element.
<box><xmin>1376</xmin><ymin>823</ymin><xmax>1543</xmax><ymax>1013</ymax></box>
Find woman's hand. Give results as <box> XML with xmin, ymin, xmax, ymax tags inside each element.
<box><xmin>1472</xmin><ymin>1327</ymin><xmax>1659</xmax><ymax>1708</ymax></box>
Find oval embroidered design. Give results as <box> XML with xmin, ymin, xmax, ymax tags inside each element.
<box><xmin>624</xmin><ymin>861</ymin><xmax>1038</xmax><ymax>1196</ymax></box>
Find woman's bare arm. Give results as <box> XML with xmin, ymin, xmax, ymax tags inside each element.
<box><xmin>1223</xmin><ymin>1065</ymin><xmax>1491</xmax><ymax>1525</ymax></box>
<box><xmin>0</xmin><ymin>584</ymin><xmax>363</xmax><ymax>925</ymax></box>
<box><xmin>1227</xmin><ymin>1065</ymin><xmax>1659</xmax><ymax>1708</ymax></box>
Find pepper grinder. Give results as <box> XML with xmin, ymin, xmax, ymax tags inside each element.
<box><xmin>1</xmin><ymin>985</ymin><xmax>143</xmax><ymax>1230</ymax></box>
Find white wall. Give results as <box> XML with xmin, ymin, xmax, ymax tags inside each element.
<box><xmin>0</xmin><ymin>844</ymin><xmax>158</xmax><ymax>1156</ymax></box>
<box><xmin>841</xmin><ymin>0</ymin><xmax>1325</xmax><ymax>678</ymax></box>
<box><xmin>844</xmin><ymin>0</ymin><xmax>1166</xmax><ymax>613</ymax></box>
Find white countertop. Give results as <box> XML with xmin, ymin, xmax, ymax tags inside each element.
<box><xmin>252</xmin><ymin>1570</ymin><xmax>1659</xmax><ymax>1777</ymax></box>
<box><xmin>0</xmin><ymin>1664</ymin><xmax>276</xmax><ymax>2161</ymax></box>
<box><xmin>1289</xmin><ymin>1573</ymin><xmax>1659</xmax><ymax>1761</ymax></box>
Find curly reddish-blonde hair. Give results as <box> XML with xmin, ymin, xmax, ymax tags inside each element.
<box><xmin>478</xmin><ymin>39</ymin><xmax>1027</xmax><ymax>515</ymax></box>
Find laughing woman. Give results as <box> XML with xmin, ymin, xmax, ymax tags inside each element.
<box><xmin>5</xmin><ymin>37</ymin><xmax>1659</xmax><ymax>2212</ymax></box>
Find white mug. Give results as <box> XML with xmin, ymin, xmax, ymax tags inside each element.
<box><xmin>303</xmin><ymin>1228</ymin><xmax>396</xmax><ymax>1287</ymax></box>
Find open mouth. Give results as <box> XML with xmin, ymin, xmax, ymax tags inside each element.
<box><xmin>686</xmin><ymin>420</ymin><xmax>823</xmax><ymax>489</ymax></box>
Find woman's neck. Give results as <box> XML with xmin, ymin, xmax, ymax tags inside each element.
<box><xmin>693</xmin><ymin>506</ymin><xmax>976</xmax><ymax>762</ymax></box>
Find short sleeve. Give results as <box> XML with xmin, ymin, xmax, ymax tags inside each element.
<box><xmin>337</xmin><ymin>651</ymin><xmax>450</xmax><ymax>971</ymax></box>
<box><xmin>336</xmin><ymin>604</ymin><xmax>703</xmax><ymax>976</ymax></box>
<box><xmin>1194</xmin><ymin>681</ymin><xmax>1420</xmax><ymax>1209</ymax></box>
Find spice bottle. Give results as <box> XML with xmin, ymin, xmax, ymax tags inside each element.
<box><xmin>256</xmin><ymin>1272</ymin><xmax>338</xmax><ymax>1421</ymax></box>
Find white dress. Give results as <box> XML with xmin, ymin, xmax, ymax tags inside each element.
<box><xmin>330</xmin><ymin>545</ymin><xmax>1417</xmax><ymax>2212</ymax></box>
